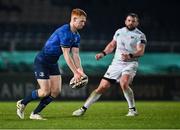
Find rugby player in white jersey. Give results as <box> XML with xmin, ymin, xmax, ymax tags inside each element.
<box><xmin>72</xmin><ymin>13</ymin><xmax>147</xmax><ymax>116</ymax></box>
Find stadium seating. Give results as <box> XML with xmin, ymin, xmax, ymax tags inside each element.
<box><xmin>0</xmin><ymin>0</ymin><xmax>180</xmax><ymax>51</ymax></box>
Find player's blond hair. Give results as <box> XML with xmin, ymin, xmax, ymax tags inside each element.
<box><xmin>71</xmin><ymin>8</ymin><xmax>87</xmax><ymax>18</ymax></box>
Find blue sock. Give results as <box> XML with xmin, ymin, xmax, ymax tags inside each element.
<box><xmin>21</xmin><ymin>90</ymin><xmax>39</xmax><ymax>105</ymax></box>
<box><xmin>33</xmin><ymin>95</ymin><xmax>54</xmax><ymax>114</ymax></box>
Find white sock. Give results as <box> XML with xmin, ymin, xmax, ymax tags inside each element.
<box><xmin>84</xmin><ymin>91</ymin><xmax>101</xmax><ymax>108</ymax></box>
<box><xmin>123</xmin><ymin>87</ymin><xmax>135</xmax><ymax>109</ymax></box>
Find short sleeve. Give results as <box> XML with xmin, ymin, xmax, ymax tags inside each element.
<box><xmin>57</xmin><ymin>31</ymin><xmax>81</xmax><ymax>48</ymax></box>
<box><xmin>113</xmin><ymin>30</ymin><xmax>120</xmax><ymax>41</ymax></box>
<box><xmin>137</xmin><ymin>33</ymin><xmax>147</xmax><ymax>45</ymax></box>
<box><xmin>71</xmin><ymin>34</ymin><xmax>80</xmax><ymax>48</ymax></box>
<box><xmin>58</xmin><ymin>31</ymin><xmax>72</xmax><ymax>48</ymax></box>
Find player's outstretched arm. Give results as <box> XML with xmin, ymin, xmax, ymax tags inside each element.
<box><xmin>61</xmin><ymin>47</ymin><xmax>82</xmax><ymax>82</ymax></box>
<box><xmin>130</xmin><ymin>43</ymin><xmax>145</xmax><ymax>58</ymax></box>
<box><xmin>95</xmin><ymin>39</ymin><xmax>116</xmax><ymax>60</ymax></box>
<box><xmin>71</xmin><ymin>47</ymin><xmax>86</xmax><ymax>76</ymax></box>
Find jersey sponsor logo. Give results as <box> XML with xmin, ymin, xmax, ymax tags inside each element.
<box><xmin>69</xmin><ymin>37</ymin><xmax>78</xmax><ymax>43</ymax></box>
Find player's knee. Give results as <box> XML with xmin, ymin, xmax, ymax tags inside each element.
<box><xmin>39</xmin><ymin>90</ymin><xmax>50</xmax><ymax>97</ymax></box>
<box><xmin>43</xmin><ymin>92</ymin><xmax>51</xmax><ymax>97</ymax></box>
<box><xmin>51</xmin><ymin>90</ymin><xmax>60</xmax><ymax>98</ymax></box>
<box><xmin>50</xmin><ymin>86</ymin><xmax>61</xmax><ymax>97</ymax></box>
<box><xmin>120</xmin><ymin>85</ymin><xmax>128</xmax><ymax>91</ymax></box>
<box><xmin>96</xmin><ymin>84</ymin><xmax>110</xmax><ymax>93</ymax></box>
<box><xmin>120</xmin><ymin>80</ymin><xmax>129</xmax><ymax>90</ymax></box>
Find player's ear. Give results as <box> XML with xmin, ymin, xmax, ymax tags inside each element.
<box><xmin>135</xmin><ymin>21</ymin><xmax>139</xmax><ymax>27</ymax></box>
<box><xmin>71</xmin><ymin>15</ymin><xmax>76</xmax><ymax>22</ymax></box>
<box><xmin>124</xmin><ymin>19</ymin><xmax>127</xmax><ymax>25</ymax></box>
<box><xmin>135</xmin><ymin>17</ymin><xmax>139</xmax><ymax>26</ymax></box>
<box><xmin>72</xmin><ymin>16</ymin><xmax>77</xmax><ymax>22</ymax></box>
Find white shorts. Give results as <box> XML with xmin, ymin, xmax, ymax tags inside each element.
<box><xmin>104</xmin><ymin>61</ymin><xmax>138</xmax><ymax>82</ymax></box>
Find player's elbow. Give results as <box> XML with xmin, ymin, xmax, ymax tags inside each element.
<box><xmin>139</xmin><ymin>52</ymin><xmax>144</xmax><ymax>57</ymax></box>
<box><xmin>140</xmin><ymin>50</ymin><xmax>145</xmax><ymax>56</ymax></box>
<box><xmin>137</xmin><ymin>49</ymin><xmax>145</xmax><ymax>57</ymax></box>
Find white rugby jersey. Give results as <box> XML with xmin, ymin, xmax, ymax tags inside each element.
<box><xmin>112</xmin><ymin>27</ymin><xmax>147</xmax><ymax>63</ymax></box>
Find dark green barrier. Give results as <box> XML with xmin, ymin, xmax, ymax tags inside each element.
<box><xmin>0</xmin><ymin>51</ymin><xmax>180</xmax><ymax>75</ymax></box>
<box><xmin>139</xmin><ymin>53</ymin><xmax>180</xmax><ymax>75</ymax></box>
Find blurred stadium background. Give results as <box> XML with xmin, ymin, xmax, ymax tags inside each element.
<box><xmin>0</xmin><ymin>0</ymin><xmax>180</xmax><ymax>101</ymax></box>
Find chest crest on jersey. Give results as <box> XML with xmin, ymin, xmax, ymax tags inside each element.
<box><xmin>69</xmin><ymin>37</ymin><xmax>78</xmax><ymax>43</ymax></box>
<box><xmin>125</xmin><ymin>35</ymin><xmax>136</xmax><ymax>43</ymax></box>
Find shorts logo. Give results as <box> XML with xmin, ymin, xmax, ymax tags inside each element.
<box><xmin>39</xmin><ymin>72</ymin><xmax>45</xmax><ymax>77</ymax></box>
<box><xmin>106</xmin><ymin>72</ymin><xmax>110</xmax><ymax>76</ymax></box>
<box><xmin>34</xmin><ymin>72</ymin><xmax>37</xmax><ymax>76</ymax></box>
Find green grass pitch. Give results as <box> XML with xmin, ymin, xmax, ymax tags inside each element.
<box><xmin>0</xmin><ymin>101</ymin><xmax>180</xmax><ymax>129</ymax></box>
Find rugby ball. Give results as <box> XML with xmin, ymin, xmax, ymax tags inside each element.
<box><xmin>69</xmin><ymin>75</ymin><xmax>88</xmax><ymax>89</ymax></box>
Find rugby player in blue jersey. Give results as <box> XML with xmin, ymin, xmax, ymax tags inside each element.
<box><xmin>17</xmin><ymin>8</ymin><xmax>87</xmax><ymax>120</ymax></box>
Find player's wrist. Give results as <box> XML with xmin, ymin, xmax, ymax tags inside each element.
<box><xmin>77</xmin><ymin>68</ymin><xmax>83</xmax><ymax>72</ymax></box>
<box><xmin>101</xmin><ymin>51</ymin><xmax>107</xmax><ymax>56</ymax></box>
<box><xmin>77</xmin><ymin>68</ymin><xmax>85</xmax><ymax>76</ymax></box>
<box><xmin>129</xmin><ymin>53</ymin><xmax>134</xmax><ymax>58</ymax></box>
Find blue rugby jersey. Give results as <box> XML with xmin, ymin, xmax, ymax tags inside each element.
<box><xmin>36</xmin><ymin>24</ymin><xmax>80</xmax><ymax>64</ymax></box>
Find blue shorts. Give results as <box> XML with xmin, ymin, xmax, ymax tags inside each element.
<box><xmin>34</xmin><ymin>57</ymin><xmax>61</xmax><ymax>79</ymax></box>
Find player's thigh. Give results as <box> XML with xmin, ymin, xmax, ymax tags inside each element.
<box><xmin>48</xmin><ymin>63</ymin><xmax>61</xmax><ymax>92</ymax></box>
<box><xmin>34</xmin><ymin>60</ymin><xmax>51</xmax><ymax>96</ymax></box>
<box><xmin>120</xmin><ymin>64</ymin><xmax>137</xmax><ymax>90</ymax></box>
<box><xmin>120</xmin><ymin>74</ymin><xmax>131</xmax><ymax>88</ymax></box>
<box><xmin>34</xmin><ymin>56</ymin><xmax>50</xmax><ymax>80</ymax></box>
<box><xmin>49</xmin><ymin>75</ymin><xmax>61</xmax><ymax>97</ymax></box>
<box><xmin>120</xmin><ymin>62</ymin><xmax>138</xmax><ymax>86</ymax></box>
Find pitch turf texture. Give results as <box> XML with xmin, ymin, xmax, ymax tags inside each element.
<box><xmin>0</xmin><ymin>101</ymin><xmax>180</xmax><ymax>129</ymax></box>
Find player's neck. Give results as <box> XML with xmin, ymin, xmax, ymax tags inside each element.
<box><xmin>70</xmin><ymin>22</ymin><xmax>77</xmax><ymax>33</ymax></box>
<box><xmin>126</xmin><ymin>26</ymin><xmax>136</xmax><ymax>31</ymax></box>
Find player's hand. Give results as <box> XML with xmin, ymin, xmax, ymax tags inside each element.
<box><xmin>95</xmin><ymin>53</ymin><xmax>104</xmax><ymax>60</ymax></box>
<box><xmin>73</xmin><ymin>72</ymin><xmax>82</xmax><ymax>83</ymax></box>
<box><xmin>77</xmin><ymin>68</ymin><xmax>86</xmax><ymax>77</ymax></box>
<box><xmin>121</xmin><ymin>53</ymin><xmax>131</xmax><ymax>61</ymax></box>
